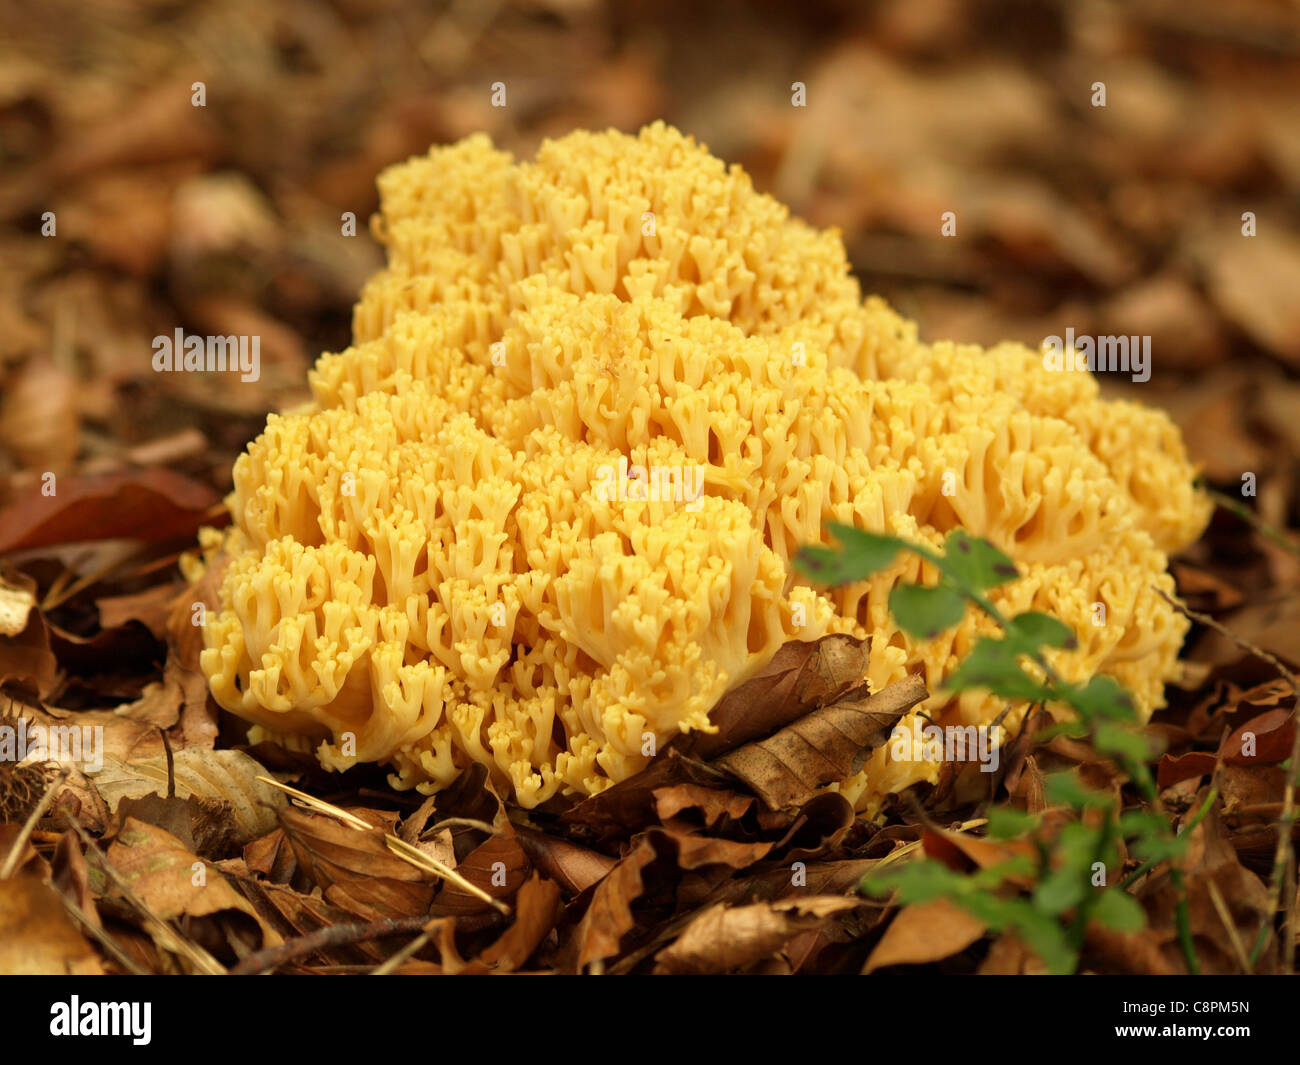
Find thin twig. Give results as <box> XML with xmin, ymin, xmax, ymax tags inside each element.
<box><xmin>370</xmin><ymin>926</ymin><xmax>438</xmax><ymax>975</ymax></box>
<box><xmin>1207</xmin><ymin>879</ymin><xmax>1253</xmax><ymax>974</ymax></box>
<box><xmin>1201</xmin><ymin>485</ymin><xmax>1300</xmax><ymax>557</ymax></box>
<box><xmin>230</xmin><ymin>915</ymin><xmax>431</xmax><ymax>975</ymax></box>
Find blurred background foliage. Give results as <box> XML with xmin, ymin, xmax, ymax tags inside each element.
<box><xmin>1</xmin><ymin>0</ymin><xmax>1298</xmax><ymax>541</ymax></box>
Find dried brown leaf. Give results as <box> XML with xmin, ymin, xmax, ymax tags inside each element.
<box><xmin>716</xmin><ymin>674</ymin><xmax>927</xmax><ymax>809</ymax></box>
<box><xmin>863</xmin><ymin>898</ymin><xmax>986</xmax><ymax>973</ymax></box>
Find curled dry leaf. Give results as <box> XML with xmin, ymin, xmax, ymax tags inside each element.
<box><xmin>573</xmin><ymin>834</ymin><xmax>663</xmax><ymax>971</ymax></box>
<box><xmin>94</xmin><ymin>747</ymin><xmax>287</xmax><ymax>845</ymax></box>
<box><xmin>1140</xmin><ymin>796</ymin><xmax>1273</xmax><ymax>973</ymax></box>
<box><xmin>278</xmin><ymin>806</ymin><xmax>436</xmax><ymax>921</ymax></box>
<box><xmin>716</xmin><ymin>673</ymin><xmax>928</xmax><ymax>810</ymax></box>
<box><xmin>0</xmin><ymin>574</ymin><xmax>57</xmax><ymax>697</ymax></box>
<box><xmin>655</xmin><ymin>897</ymin><xmax>860</xmax><ymax>974</ymax></box>
<box><xmin>474</xmin><ymin>873</ymin><xmax>562</xmax><ymax>973</ymax></box>
<box><xmin>652</xmin><ymin>782</ymin><xmax>754</xmax><ymax>826</ymax></box>
<box><xmin>677</xmin><ymin>633</ymin><xmax>871</xmax><ymax>760</ymax></box>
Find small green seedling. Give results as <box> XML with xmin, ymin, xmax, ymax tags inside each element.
<box><xmin>795</xmin><ymin>524</ymin><xmax>1205</xmax><ymax>974</ymax></box>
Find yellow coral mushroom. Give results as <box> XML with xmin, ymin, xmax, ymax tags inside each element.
<box><xmin>198</xmin><ymin>122</ymin><xmax>1210</xmax><ymax>812</ymax></box>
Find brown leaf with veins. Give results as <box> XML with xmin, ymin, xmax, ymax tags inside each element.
<box><xmin>863</xmin><ymin>898</ymin><xmax>987</xmax><ymax>973</ymax></box>
<box><xmin>279</xmin><ymin>806</ymin><xmax>436</xmax><ymax>921</ymax></box>
<box><xmin>516</xmin><ymin>826</ymin><xmax>615</xmax><ymax>896</ymax></box>
<box><xmin>716</xmin><ymin>674</ymin><xmax>928</xmax><ymax>809</ymax></box>
<box><xmin>433</xmin><ymin>829</ymin><xmax>531</xmax><ymax>915</ymax></box>
<box><xmin>106</xmin><ymin>817</ymin><xmax>278</xmax><ymax>952</ymax></box>
<box><xmin>677</xmin><ymin>633</ymin><xmax>871</xmax><ymax>760</ymax></box>
<box><xmin>655</xmin><ymin>897</ymin><xmax>859</xmax><ymax>974</ymax></box>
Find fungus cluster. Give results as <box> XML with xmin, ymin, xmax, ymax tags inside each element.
<box><xmin>196</xmin><ymin>123</ymin><xmax>1210</xmax><ymax>812</ymax></box>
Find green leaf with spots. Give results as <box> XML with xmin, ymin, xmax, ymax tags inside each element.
<box><xmin>888</xmin><ymin>582</ymin><xmax>966</xmax><ymax>639</ymax></box>
<box><xmin>936</xmin><ymin>529</ymin><xmax>1020</xmax><ymax>591</ymax></box>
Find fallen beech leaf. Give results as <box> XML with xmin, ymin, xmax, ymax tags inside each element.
<box><xmin>561</xmin><ymin>749</ymin><xmax>729</xmax><ymax>842</ymax></box>
<box><xmin>0</xmin><ymin>469</ymin><xmax>222</xmax><ymax>555</ymax></box>
<box><xmin>573</xmin><ymin>834</ymin><xmax>662</xmax><ymax>970</ymax></box>
<box><xmin>922</xmin><ymin>826</ymin><xmax>1037</xmax><ymax>886</ymax></box>
<box><xmin>706</xmin><ymin>858</ymin><xmax>879</xmax><ymax>907</ymax></box>
<box><xmin>49</xmin><ymin>832</ymin><xmax>99</xmax><ymax>930</ymax></box>
<box><xmin>106</xmin><ymin>817</ymin><xmax>277</xmax><ymax>949</ymax></box>
<box><xmin>1158</xmin><ymin>751</ymin><xmax>1218</xmax><ymax>790</ymax></box>
<box><xmin>1083</xmin><ymin>923</ymin><xmax>1178</xmax><ymax>976</ymax></box>
<box><xmin>433</xmin><ymin>829</ymin><xmax>530</xmax><ymax>915</ymax></box>
<box><xmin>475</xmin><ymin>874</ymin><xmax>562</xmax><ymax>972</ymax></box>
<box><xmin>653</xmin><ymin>821</ymin><xmax>775</xmax><ymax>870</ymax></box>
<box><xmin>776</xmin><ymin>791</ymin><xmax>857</xmax><ymax>862</ymax></box>
<box><xmin>97</xmin><ymin>583</ymin><xmax>183</xmax><ymax>641</ymax></box>
<box><xmin>94</xmin><ymin>748</ymin><xmax>286</xmax><ymax>844</ymax></box>
<box><xmin>279</xmin><ymin>806</ymin><xmax>436</xmax><ymax>921</ymax></box>
<box><xmin>863</xmin><ymin>898</ymin><xmax>987</xmax><ymax>973</ymax></box>
<box><xmin>1140</xmin><ymin>796</ymin><xmax>1273</xmax><ymax>973</ymax></box>
<box><xmin>653</xmin><ymin>782</ymin><xmax>754</xmax><ymax>826</ymax></box>
<box><xmin>677</xmin><ymin>634</ymin><xmax>871</xmax><ymax>759</ymax></box>
<box><xmin>0</xmin><ymin>878</ymin><xmax>102</xmax><ymax>975</ymax></box>
<box><xmin>516</xmin><ymin>826</ymin><xmax>616</xmax><ymax>895</ymax></box>
<box><xmin>716</xmin><ymin>674</ymin><xmax>928</xmax><ymax>809</ymax></box>
<box><xmin>242</xmin><ymin>829</ymin><xmax>298</xmax><ymax>884</ymax></box>
<box><xmin>1223</xmin><ymin>708</ymin><xmax>1295</xmax><ymax>765</ymax></box>
<box><xmin>655</xmin><ymin>896</ymin><xmax>859</xmax><ymax>974</ymax></box>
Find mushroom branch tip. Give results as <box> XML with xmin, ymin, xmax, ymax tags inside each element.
<box><xmin>190</xmin><ymin>122</ymin><xmax>1210</xmax><ymax>813</ymax></box>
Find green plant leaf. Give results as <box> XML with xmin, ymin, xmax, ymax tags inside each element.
<box><xmin>1005</xmin><ymin>611</ymin><xmax>1077</xmax><ymax>652</ymax></box>
<box><xmin>1044</xmin><ymin>771</ymin><xmax>1114</xmax><ymax>810</ymax></box>
<box><xmin>794</xmin><ymin>524</ymin><xmax>903</xmax><ymax>585</ymax></box>
<box><xmin>1093</xmin><ymin>720</ymin><xmax>1155</xmax><ymax>765</ymax></box>
<box><xmin>1091</xmin><ymin>888</ymin><xmax>1146</xmax><ymax>932</ymax></box>
<box><xmin>888</xmin><ymin>582</ymin><xmax>966</xmax><ymax>639</ymax></box>
<box><xmin>937</xmin><ymin>529</ymin><xmax>1019</xmax><ymax>591</ymax></box>
<box><xmin>1065</xmin><ymin>675</ymin><xmax>1138</xmax><ymax>722</ymax></box>
<box><xmin>961</xmin><ymin>895</ymin><xmax>1078</xmax><ymax>974</ymax></box>
<box><xmin>945</xmin><ymin>637</ymin><xmax>1052</xmax><ymax>701</ymax></box>
<box><xmin>1119</xmin><ymin>811</ymin><xmax>1171</xmax><ymax>841</ymax></box>
<box><xmin>986</xmin><ymin>807</ymin><xmax>1037</xmax><ymax>840</ymax></box>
